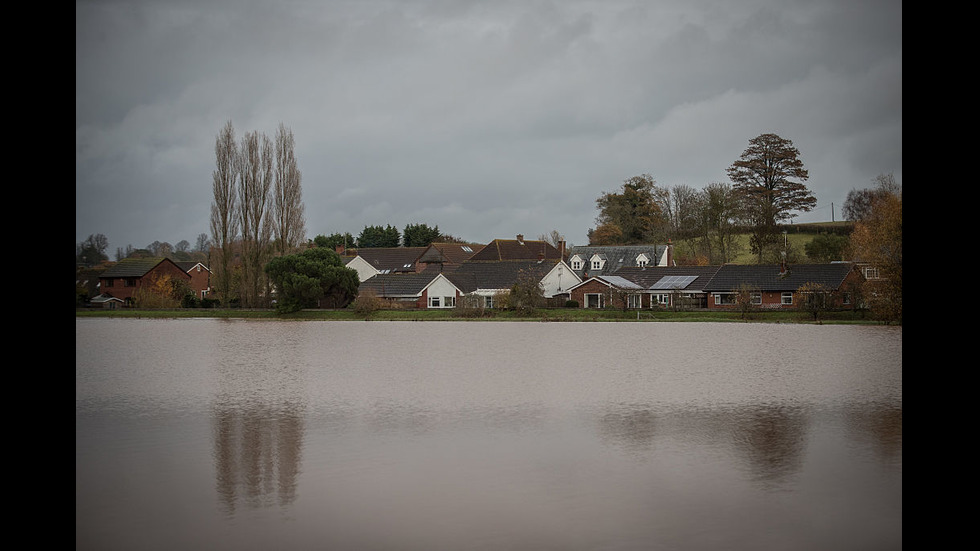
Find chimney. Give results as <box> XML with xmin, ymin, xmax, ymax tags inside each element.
<box><xmin>559</xmin><ymin>240</ymin><xmax>566</xmax><ymax>259</ymax></box>
<box><xmin>516</xmin><ymin>234</ymin><xmax>524</xmax><ymax>245</ymax></box>
<box><xmin>666</xmin><ymin>238</ymin><xmax>674</xmax><ymax>266</ymax></box>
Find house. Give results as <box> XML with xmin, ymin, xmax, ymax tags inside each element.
<box><xmin>174</xmin><ymin>261</ymin><xmax>212</xmax><ymax>299</ymax></box>
<box><xmin>446</xmin><ymin>258</ymin><xmax>577</xmax><ymax>308</ymax></box>
<box><xmin>565</xmin><ymin>243</ymin><xmax>674</xmax><ymax>280</ymax></box>
<box><xmin>357</xmin><ymin>272</ymin><xmax>463</xmax><ymax>309</ymax></box>
<box><xmin>341</xmin><ymin>247</ymin><xmax>428</xmax><ymax>282</ymax></box>
<box><xmin>567</xmin><ymin>265</ymin><xmax>721</xmax><ymax>309</ymax></box>
<box><xmin>702</xmin><ymin>262</ymin><xmax>864</xmax><ymax>309</ymax></box>
<box><xmin>97</xmin><ymin>257</ymin><xmax>192</xmax><ymax>305</ymax></box>
<box><xmin>467</xmin><ymin>235</ymin><xmax>565</xmax><ymax>262</ymax></box>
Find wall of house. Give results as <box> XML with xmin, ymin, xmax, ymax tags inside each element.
<box><xmin>569</xmin><ymin>280</ymin><xmax>649</xmax><ymax>309</ymax></box>
<box><xmin>540</xmin><ymin>262</ymin><xmax>580</xmax><ymax>298</ymax></box>
<box><xmin>344</xmin><ymin>256</ymin><xmax>380</xmax><ymax>282</ymax></box>
<box><xmin>185</xmin><ymin>265</ymin><xmax>211</xmax><ymax>298</ymax></box>
<box><xmin>100</xmin><ymin>262</ymin><xmax>191</xmax><ymax>302</ymax></box>
<box><xmin>421</xmin><ymin>277</ymin><xmax>460</xmax><ymax>308</ymax></box>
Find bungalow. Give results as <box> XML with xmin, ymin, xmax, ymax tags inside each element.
<box><xmin>357</xmin><ymin>272</ymin><xmax>462</xmax><ymax>309</ymax></box>
<box><xmin>446</xmin><ymin>258</ymin><xmax>578</xmax><ymax>308</ymax></box>
<box><xmin>702</xmin><ymin>262</ymin><xmax>864</xmax><ymax>309</ymax></box>
<box><xmin>565</xmin><ymin>243</ymin><xmax>674</xmax><ymax>280</ymax></box>
<box><xmin>97</xmin><ymin>257</ymin><xmax>192</xmax><ymax>305</ymax></box>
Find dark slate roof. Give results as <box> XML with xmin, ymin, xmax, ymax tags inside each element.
<box><xmin>344</xmin><ymin>247</ymin><xmax>427</xmax><ymax>273</ymax></box>
<box><xmin>702</xmin><ymin>263</ymin><xmax>859</xmax><ymax>292</ymax></box>
<box><xmin>613</xmin><ymin>265</ymin><xmax>721</xmax><ymax>291</ymax></box>
<box><xmin>469</xmin><ymin>238</ymin><xmax>563</xmax><ymax>261</ymax></box>
<box><xmin>358</xmin><ymin>273</ymin><xmax>445</xmax><ymax>297</ymax></box>
<box><xmin>566</xmin><ymin>245</ymin><xmax>670</xmax><ymax>277</ymax></box>
<box><xmin>100</xmin><ymin>257</ymin><xmax>169</xmax><ymax>278</ymax></box>
<box><xmin>446</xmin><ymin>259</ymin><xmax>559</xmax><ymax>293</ymax></box>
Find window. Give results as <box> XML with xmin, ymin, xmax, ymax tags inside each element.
<box><xmin>751</xmin><ymin>293</ymin><xmax>762</xmax><ymax>305</ymax></box>
<box><xmin>429</xmin><ymin>296</ymin><xmax>441</xmax><ymax>308</ymax></box>
<box><xmin>781</xmin><ymin>292</ymin><xmax>793</xmax><ymax>305</ymax></box>
<box><xmin>591</xmin><ymin>259</ymin><xmax>602</xmax><ymax>270</ymax></box>
<box><xmin>484</xmin><ymin>296</ymin><xmax>494</xmax><ymax>309</ymax></box>
<box><xmin>572</xmin><ymin>259</ymin><xmax>582</xmax><ymax>270</ymax></box>
<box><xmin>585</xmin><ymin>293</ymin><xmax>603</xmax><ymax>308</ymax></box>
<box><xmin>842</xmin><ymin>292</ymin><xmax>851</xmax><ymax>305</ymax></box>
<box><xmin>444</xmin><ymin>296</ymin><xmax>455</xmax><ymax>308</ymax></box>
<box><xmin>636</xmin><ymin>253</ymin><xmax>649</xmax><ymax>267</ymax></box>
<box><xmin>714</xmin><ymin>293</ymin><xmax>736</xmax><ymax>305</ymax></box>
<box><xmin>863</xmin><ymin>266</ymin><xmax>880</xmax><ymax>279</ymax></box>
<box><xmin>627</xmin><ymin>294</ymin><xmax>642</xmax><ymax>309</ymax></box>
<box><xmin>104</xmin><ymin>279</ymin><xmax>114</xmax><ymax>288</ymax></box>
<box><xmin>655</xmin><ymin>293</ymin><xmax>670</xmax><ymax>306</ymax></box>
<box><xmin>124</xmin><ymin>278</ymin><xmax>137</xmax><ymax>287</ymax></box>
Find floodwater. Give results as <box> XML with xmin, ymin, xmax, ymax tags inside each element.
<box><xmin>76</xmin><ymin>319</ymin><xmax>901</xmax><ymax>550</ymax></box>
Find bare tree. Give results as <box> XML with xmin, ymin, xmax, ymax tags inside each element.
<box><xmin>237</xmin><ymin>130</ymin><xmax>274</xmax><ymax>308</ymax></box>
<box><xmin>272</xmin><ymin>123</ymin><xmax>306</xmax><ymax>256</ymax></box>
<box><xmin>210</xmin><ymin>121</ymin><xmax>239</xmax><ymax>303</ymax></box>
<box><xmin>537</xmin><ymin>229</ymin><xmax>565</xmax><ymax>248</ymax></box>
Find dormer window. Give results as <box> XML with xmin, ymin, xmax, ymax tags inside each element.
<box><xmin>570</xmin><ymin>255</ymin><xmax>583</xmax><ymax>271</ymax></box>
<box><xmin>636</xmin><ymin>253</ymin><xmax>649</xmax><ymax>267</ymax></box>
<box><xmin>592</xmin><ymin>259</ymin><xmax>602</xmax><ymax>270</ymax></box>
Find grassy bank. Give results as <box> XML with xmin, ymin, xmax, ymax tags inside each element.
<box><xmin>76</xmin><ymin>307</ymin><xmax>886</xmax><ymax>324</ymax></box>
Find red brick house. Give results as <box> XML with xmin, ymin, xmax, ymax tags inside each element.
<box><xmin>97</xmin><ymin>257</ymin><xmax>191</xmax><ymax>305</ymax></box>
<box><xmin>703</xmin><ymin>263</ymin><xmax>864</xmax><ymax>309</ymax></box>
<box><xmin>175</xmin><ymin>261</ymin><xmax>212</xmax><ymax>299</ymax></box>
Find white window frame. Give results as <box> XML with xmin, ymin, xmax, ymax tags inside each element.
<box><xmin>751</xmin><ymin>293</ymin><xmax>762</xmax><ymax>305</ymax></box>
<box><xmin>429</xmin><ymin>296</ymin><xmax>441</xmax><ymax>308</ymax></box>
<box><xmin>585</xmin><ymin>293</ymin><xmax>603</xmax><ymax>308</ymax></box>
<box><xmin>781</xmin><ymin>292</ymin><xmax>793</xmax><ymax>305</ymax></box>
<box><xmin>627</xmin><ymin>294</ymin><xmax>642</xmax><ymax>309</ymax></box>
<box><xmin>713</xmin><ymin>292</ymin><xmax>736</xmax><ymax>305</ymax></box>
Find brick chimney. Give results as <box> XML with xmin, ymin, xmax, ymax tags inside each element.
<box><xmin>666</xmin><ymin>239</ymin><xmax>674</xmax><ymax>266</ymax></box>
<box><xmin>516</xmin><ymin>234</ymin><xmax>524</xmax><ymax>245</ymax></box>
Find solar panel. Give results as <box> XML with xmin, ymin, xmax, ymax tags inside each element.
<box><xmin>650</xmin><ymin>275</ymin><xmax>698</xmax><ymax>289</ymax></box>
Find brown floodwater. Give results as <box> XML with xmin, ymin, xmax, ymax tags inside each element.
<box><xmin>76</xmin><ymin>319</ymin><xmax>901</xmax><ymax>550</ymax></box>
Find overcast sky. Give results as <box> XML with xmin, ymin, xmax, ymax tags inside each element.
<box><xmin>76</xmin><ymin>0</ymin><xmax>901</xmax><ymax>254</ymax></box>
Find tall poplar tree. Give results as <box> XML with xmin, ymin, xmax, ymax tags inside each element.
<box><xmin>209</xmin><ymin>121</ymin><xmax>239</xmax><ymax>303</ymax></box>
<box><xmin>237</xmin><ymin>130</ymin><xmax>274</xmax><ymax>308</ymax></box>
<box><xmin>272</xmin><ymin>123</ymin><xmax>306</xmax><ymax>257</ymax></box>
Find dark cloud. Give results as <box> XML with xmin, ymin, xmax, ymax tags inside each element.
<box><xmin>77</xmin><ymin>0</ymin><xmax>902</xmax><ymax>253</ymax></box>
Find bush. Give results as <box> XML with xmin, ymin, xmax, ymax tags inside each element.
<box><xmin>351</xmin><ymin>290</ymin><xmax>385</xmax><ymax>315</ymax></box>
<box><xmin>564</xmin><ymin>300</ymin><xmax>579</xmax><ymax>308</ymax></box>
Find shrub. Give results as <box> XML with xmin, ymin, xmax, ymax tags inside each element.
<box><xmin>564</xmin><ymin>300</ymin><xmax>579</xmax><ymax>308</ymax></box>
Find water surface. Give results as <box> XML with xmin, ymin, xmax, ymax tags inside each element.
<box><xmin>76</xmin><ymin>319</ymin><xmax>901</xmax><ymax>550</ymax></box>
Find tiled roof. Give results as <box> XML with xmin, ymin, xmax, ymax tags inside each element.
<box><xmin>100</xmin><ymin>257</ymin><xmax>168</xmax><ymax>278</ymax></box>
<box><xmin>702</xmin><ymin>263</ymin><xmax>858</xmax><ymax>292</ymax></box>
<box><xmin>418</xmin><ymin>243</ymin><xmax>483</xmax><ymax>265</ymax></box>
<box><xmin>174</xmin><ymin>261</ymin><xmax>209</xmax><ymax>273</ymax></box>
<box><xmin>614</xmin><ymin>266</ymin><xmax>720</xmax><ymax>290</ymax></box>
<box><xmin>447</xmin><ymin>259</ymin><xmax>559</xmax><ymax>293</ymax></box>
<box><xmin>566</xmin><ymin>245</ymin><xmax>669</xmax><ymax>276</ymax></box>
<box><xmin>358</xmin><ymin>273</ymin><xmax>443</xmax><ymax>297</ymax></box>
<box><xmin>469</xmin><ymin>238</ymin><xmax>563</xmax><ymax>261</ymax></box>
<box><xmin>347</xmin><ymin>247</ymin><xmax>427</xmax><ymax>273</ymax></box>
